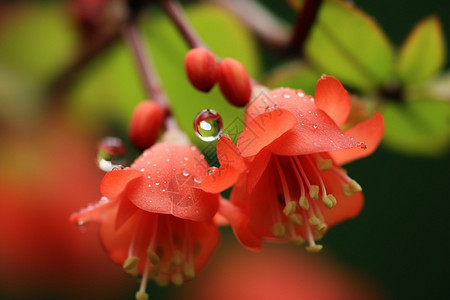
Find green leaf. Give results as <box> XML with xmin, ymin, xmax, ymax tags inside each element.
<box><xmin>381</xmin><ymin>100</ymin><xmax>450</xmax><ymax>156</ymax></box>
<box><xmin>0</xmin><ymin>3</ymin><xmax>76</xmax><ymax>84</ymax></box>
<box><xmin>397</xmin><ymin>16</ymin><xmax>446</xmax><ymax>85</ymax></box>
<box><xmin>263</xmin><ymin>61</ymin><xmax>322</xmax><ymax>96</ymax></box>
<box><xmin>305</xmin><ymin>0</ymin><xmax>394</xmax><ymax>91</ymax></box>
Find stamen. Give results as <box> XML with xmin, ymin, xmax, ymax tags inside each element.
<box><xmin>331</xmin><ymin>167</ymin><xmax>362</xmax><ymax>196</ymax></box>
<box><xmin>154</xmin><ymin>274</ymin><xmax>169</xmax><ymax>286</ymax></box>
<box><xmin>322</xmin><ymin>194</ymin><xmax>337</xmax><ymax>209</ymax></box>
<box><xmin>301</xmin><ymin>210</ymin><xmax>323</xmax><ymax>253</ymax></box>
<box><xmin>316</xmin><ymin>155</ymin><xmax>332</xmax><ymax>171</ymax></box>
<box><xmin>289</xmin><ymin>213</ymin><xmax>302</xmax><ymax>226</ymax></box>
<box><xmin>183</xmin><ymin>263</ymin><xmax>196</xmax><ymax>279</ymax></box>
<box><xmin>147</xmin><ymin>250</ymin><xmax>160</xmax><ymax>265</ymax></box>
<box><xmin>274</xmin><ymin>156</ymin><xmax>295</xmax><ymax>216</ymax></box>
<box><xmin>272</xmin><ymin>223</ymin><xmax>287</xmax><ymax>238</ymax></box>
<box><xmin>172</xmin><ymin>271</ymin><xmax>184</xmax><ymax>286</ymax></box>
<box><xmin>136</xmin><ymin>259</ymin><xmax>151</xmax><ymax>300</ymax></box>
<box><xmin>293</xmin><ymin>156</ymin><xmax>316</xmax><ymax>198</ymax></box>
<box><xmin>289</xmin><ymin>157</ymin><xmax>309</xmax><ymax>210</ymax></box>
<box><xmin>123</xmin><ymin>256</ymin><xmax>140</xmax><ymax>276</ymax></box>
<box><xmin>305</xmin><ymin>156</ymin><xmax>327</xmax><ymax>200</ymax></box>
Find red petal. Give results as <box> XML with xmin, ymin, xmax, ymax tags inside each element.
<box><xmin>188</xmin><ymin>219</ymin><xmax>220</xmax><ymax>271</ymax></box>
<box><xmin>246</xmin><ymin>149</ymin><xmax>272</xmax><ymax>193</ymax></box>
<box><xmin>115</xmin><ymin>198</ymin><xmax>139</xmax><ymax>230</ymax></box>
<box><xmin>69</xmin><ymin>196</ymin><xmax>116</xmax><ymax>224</ymax></box>
<box><xmin>329</xmin><ymin>112</ymin><xmax>384</xmax><ymax>165</ymax></box>
<box><xmin>314</xmin><ymin>75</ymin><xmax>352</xmax><ymax>127</ymax></box>
<box><xmin>100</xmin><ymin>169</ymin><xmax>142</xmax><ymax>199</ymax></box>
<box><xmin>127</xmin><ymin>143</ymin><xmax>219</xmax><ymax>221</ymax></box>
<box><xmin>202</xmin><ymin>135</ymin><xmax>246</xmax><ymax>193</ymax></box>
<box><xmin>237</xmin><ymin>108</ymin><xmax>297</xmax><ymax>157</ymax></box>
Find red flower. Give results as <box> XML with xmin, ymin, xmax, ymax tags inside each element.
<box><xmin>204</xmin><ymin>75</ymin><xmax>384</xmax><ymax>252</ymax></box>
<box><xmin>71</xmin><ymin>141</ymin><xmax>220</xmax><ymax>298</ymax></box>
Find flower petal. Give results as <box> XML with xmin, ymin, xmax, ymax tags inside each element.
<box><xmin>202</xmin><ymin>135</ymin><xmax>246</xmax><ymax>193</ymax></box>
<box><xmin>314</xmin><ymin>75</ymin><xmax>352</xmax><ymax>126</ymax></box>
<box><xmin>246</xmin><ymin>149</ymin><xmax>272</xmax><ymax>193</ymax></box>
<box><xmin>69</xmin><ymin>197</ymin><xmax>116</xmax><ymax>224</ymax></box>
<box><xmin>100</xmin><ymin>169</ymin><xmax>142</xmax><ymax>199</ymax></box>
<box><xmin>126</xmin><ymin>143</ymin><xmax>219</xmax><ymax>221</ymax></box>
<box><xmin>329</xmin><ymin>112</ymin><xmax>384</xmax><ymax>165</ymax></box>
<box><xmin>237</xmin><ymin>108</ymin><xmax>297</xmax><ymax>157</ymax></box>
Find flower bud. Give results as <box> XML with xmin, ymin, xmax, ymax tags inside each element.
<box><xmin>185</xmin><ymin>48</ymin><xmax>218</xmax><ymax>92</ymax></box>
<box><xmin>129</xmin><ymin>101</ymin><xmax>166</xmax><ymax>150</ymax></box>
<box><xmin>218</xmin><ymin>57</ymin><xmax>252</xmax><ymax>107</ymax></box>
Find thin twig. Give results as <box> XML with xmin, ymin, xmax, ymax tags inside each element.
<box><xmin>159</xmin><ymin>0</ymin><xmax>205</xmax><ymax>49</ymax></box>
<box><xmin>286</xmin><ymin>0</ymin><xmax>323</xmax><ymax>56</ymax></box>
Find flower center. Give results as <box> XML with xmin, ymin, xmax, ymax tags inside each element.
<box><xmin>122</xmin><ymin>213</ymin><xmax>200</xmax><ymax>299</ymax></box>
<box><xmin>271</xmin><ymin>154</ymin><xmax>362</xmax><ymax>252</ymax></box>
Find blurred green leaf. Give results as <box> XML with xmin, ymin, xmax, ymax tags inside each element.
<box><xmin>0</xmin><ymin>3</ymin><xmax>76</xmax><ymax>84</ymax></box>
<box><xmin>381</xmin><ymin>100</ymin><xmax>450</xmax><ymax>156</ymax></box>
<box><xmin>263</xmin><ymin>61</ymin><xmax>322</xmax><ymax>96</ymax></box>
<box><xmin>305</xmin><ymin>0</ymin><xmax>394</xmax><ymax>91</ymax></box>
<box><xmin>69</xmin><ymin>3</ymin><xmax>260</xmax><ymax>146</ymax></box>
<box><xmin>397</xmin><ymin>16</ymin><xmax>446</xmax><ymax>85</ymax></box>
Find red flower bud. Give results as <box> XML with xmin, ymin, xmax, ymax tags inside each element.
<box><xmin>185</xmin><ymin>48</ymin><xmax>218</xmax><ymax>92</ymax></box>
<box><xmin>129</xmin><ymin>101</ymin><xmax>166</xmax><ymax>150</ymax></box>
<box><xmin>218</xmin><ymin>58</ymin><xmax>252</xmax><ymax>107</ymax></box>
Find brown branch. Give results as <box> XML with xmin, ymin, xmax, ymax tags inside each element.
<box><xmin>285</xmin><ymin>0</ymin><xmax>323</xmax><ymax>56</ymax></box>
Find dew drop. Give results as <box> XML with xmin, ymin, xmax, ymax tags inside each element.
<box><xmin>313</xmin><ymin>124</ymin><xmax>318</xmax><ymax>129</ymax></box>
<box><xmin>155</xmin><ymin>182</ymin><xmax>160</xmax><ymax>186</ymax></box>
<box><xmin>283</xmin><ymin>94</ymin><xmax>291</xmax><ymax>99</ymax></box>
<box><xmin>97</xmin><ymin>136</ymin><xmax>126</xmax><ymax>172</ymax></box>
<box><xmin>193</xmin><ymin>109</ymin><xmax>223</xmax><ymax>142</ymax></box>
<box><xmin>297</xmin><ymin>92</ymin><xmax>305</xmax><ymax>97</ymax></box>
<box><xmin>183</xmin><ymin>170</ymin><xmax>190</xmax><ymax>177</ymax></box>
<box><xmin>162</xmin><ymin>189</ymin><xmax>166</xmax><ymax>192</ymax></box>
<box><xmin>194</xmin><ymin>177</ymin><xmax>201</xmax><ymax>184</ymax></box>
<box><xmin>208</xmin><ymin>167</ymin><xmax>218</xmax><ymax>175</ymax></box>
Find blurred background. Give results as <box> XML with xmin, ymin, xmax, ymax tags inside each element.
<box><xmin>0</xmin><ymin>0</ymin><xmax>449</xmax><ymax>299</ymax></box>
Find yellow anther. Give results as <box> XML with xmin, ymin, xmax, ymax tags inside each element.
<box><xmin>272</xmin><ymin>223</ymin><xmax>287</xmax><ymax>238</ymax></box>
<box><xmin>291</xmin><ymin>236</ymin><xmax>305</xmax><ymax>245</ymax></box>
<box><xmin>309</xmin><ymin>185</ymin><xmax>319</xmax><ymax>200</ymax></box>
<box><xmin>123</xmin><ymin>256</ymin><xmax>139</xmax><ymax>276</ymax></box>
<box><xmin>283</xmin><ymin>201</ymin><xmax>297</xmax><ymax>216</ymax></box>
<box><xmin>317</xmin><ymin>156</ymin><xmax>332</xmax><ymax>171</ymax></box>
<box><xmin>135</xmin><ymin>291</ymin><xmax>149</xmax><ymax>300</ymax></box>
<box><xmin>349</xmin><ymin>179</ymin><xmax>362</xmax><ymax>193</ymax></box>
<box><xmin>172</xmin><ymin>250</ymin><xmax>184</xmax><ymax>266</ymax></box>
<box><xmin>306</xmin><ymin>244</ymin><xmax>323</xmax><ymax>253</ymax></box>
<box><xmin>154</xmin><ymin>274</ymin><xmax>169</xmax><ymax>286</ymax></box>
<box><xmin>148</xmin><ymin>266</ymin><xmax>160</xmax><ymax>279</ymax></box>
<box><xmin>147</xmin><ymin>250</ymin><xmax>160</xmax><ymax>265</ymax></box>
<box><xmin>299</xmin><ymin>195</ymin><xmax>309</xmax><ymax>210</ymax></box>
<box><xmin>322</xmin><ymin>194</ymin><xmax>337</xmax><ymax>209</ymax></box>
<box><xmin>289</xmin><ymin>213</ymin><xmax>302</xmax><ymax>226</ymax></box>
<box><xmin>172</xmin><ymin>272</ymin><xmax>184</xmax><ymax>286</ymax></box>
<box><xmin>342</xmin><ymin>184</ymin><xmax>352</xmax><ymax>196</ymax></box>
<box><xmin>308</xmin><ymin>215</ymin><xmax>321</xmax><ymax>226</ymax></box>
<box><xmin>183</xmin><ymin>263</ymin><xmax>196</xmax><ymax>279</ymax></box>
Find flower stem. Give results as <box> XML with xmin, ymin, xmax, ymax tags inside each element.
<box><xmin>123</xmin><ymin>20</ymin><xmax>169</xmax><ymax>109</ymax></box>
<box><xmin>159</xmin><ymin>0</ymin><xmax>205</xmax><ymax>49</ymax></box>
<box><xmin>285</xmin><ymin>0</ymin><xmax>323</xmax><ymax>57</ymax></box>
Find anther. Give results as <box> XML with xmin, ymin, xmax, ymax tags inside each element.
<box><xmin>299</xmin><ymin>195</ymin><xmax>309</xmax><ymax>210</ymax></box>
<box><xmin>349</xmin><ymin>180</ymin><xmax>362</xmax><ymax>193</ymax></box>
<box><xmin>272</xmin><ymin>223</ymin><xmax>287</xmax><ymax>238</ymax></box>
<box><xmin>309</xmin><ymin>185</ymin><xmax>319</xmax><ymax>200</ymax></box>
<box><xmin>123</xmin><ymin>256</ymin><xmax>140</xmax><ymax>276</ymax></box>
<box><xmin>147</xmin><ymin>250</ymin><xmax>160</xmax><ymax>265</ymax></box>
<box><xmin>183</xmin><ymin>263</ymin><xmax>196</xmax><ymax>279</ymax></box>
<box><xmin>289</xmin><ymin>213</ymin><xmax>303</xmax><ymax>226</ymax></box>
<box><xmin>172</xmin><ymin>272</ymin><xmax>184</xmax><ymax>286</ymax></box>
<box><xmin>283</xmin><ymin>201</ymin><xmax>297</xmax><ymax>216</ymax></box>
<box><xmin>316</xmin><ymin>156</ymin><xmax>332</xmax><ymax>171</ymax></box>
<box><xmin>306</xmin><ymin>244</ymin><xmax>323</xmax><ymax>253</ymax></box>
<box><xmin>322</xmin><ymin>194</ymin><xmax>337</xmax><ymax>209</ymax></box>
<box><xmin>172</xmin><ymin>250</ymin><xmax>184</xmax><ymax>266</ymax></box>
<box><xmin>308</xmin><ymin>215</ymin><xmax>321</xmax><ymax>226</ymax></box>
<box><xmin>154</xmin><ymin>274</ymin><xmax>169</xmax><ymax>286</ymax></box>
<box><xmin>135</xmin><ymin>291</ymin><xmax>149</xmax><ymax>300</ymax></box>
<box><xmin>291</xmin><ymin>236</ymin><xmax>305</xmax><ymax>245</ymax></box>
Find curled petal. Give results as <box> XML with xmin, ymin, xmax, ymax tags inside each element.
<box><xmin>237</xmin><ymin>108</ymin><xmax>297</xmax><ymax>157</ymax></box>
<box><xmin>100</xmin><ymin>169</ymin><xmax>142</xmax><ymax>199</ymax></box>
<box><xmin>314</xmin><ymin>75</ymin><xmax>352</xmax><ymax>127</ymax></box>
<box><xmin>329</xmin><ymin>112</ymin><xmax>384</xmax><ymax>166</ymax></box>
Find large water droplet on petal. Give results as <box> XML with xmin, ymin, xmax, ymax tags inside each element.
<box><xmin>97</xmin><ymin>136</ymin><xmax>126</xmax><ymax>172</ymax></box>
<box><xmin>193</xmin><ymin>109</ymin><xmax>223</xmax><ymax>142</ymax></box>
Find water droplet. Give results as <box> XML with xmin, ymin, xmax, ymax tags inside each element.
<box><xmin>208</xmin><ymin>167</ymin><xmax>218</xmax><ymax>175</ymax></box>
<box><xmin>283</xmin><ymin>94</ymin><xmax>291</xmax><ymax>99</ymax></box>
<box><xmin>300</xmin><ymin>113</ymin><xmax>303</xmax><ymax>117</ymax></box>
<box><xmin>184</xmin><ymin>157</ymin><xmax>189</xmax><ymax>161</ymax></box>
<box><xmin>297</xmin><ymin>92</ymin><xmax>305</xmax><ymax>97</ymax></box>
<box><xmin>155</xmin><ymin>182</ymin><xmax>160</xmax><ymax>186</ymax></box>
<box><xmin>313</xmin><ymin>124</ymin><xmax>318</xmax><ymax>129</ymax></box>
<box><xmin>310</xmin><ymin>97</ymin><xmax>314</xmax><ymax>102</ymax></box>
<box><xmin>193</xmin><ymin>109</ymin><xmax>223</xmax><ymax>142</ymax></box>
<box><xmin>265</xmin><ymin>104</ymin><xmax>279</xmax><ymax>112</ymax></box>
<box><xmin>140</xmin><ymin>168</ymin><xmax>145</xmax><ymax>172</ymax></box>
<box><xmin>183</xmin><ymin>171</ymin><xmax>190</xmax><ymax>177</ymax></box>
<box><xmin>301</xmin><ymin>122</ymin><xmax>305</xmax><ymax>126</ymax></box>
<box><xmin>148</xmin><ymin>184</ymin><xmax>152</xmax><ymax>187</ymax></box>
<box><xmin>194</xmin><ymin>177</ymin><xmax>201</xmax><ymax>184</ymax></box>
<box><xmin>97</xmin><ymin>136</ymin><xmax>126</xmax><ymax>172</ymax></box>
<box><xmin>162</xmin><ymin>189</ymin><xmax>166</xmax><ymax>192</ymax></box>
